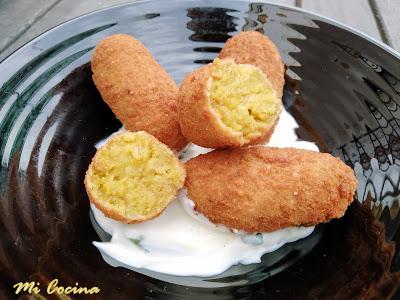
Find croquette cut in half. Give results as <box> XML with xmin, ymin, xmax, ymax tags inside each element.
<box><xmin>92</xmin><ymin>34</ymin><xmax>187</xmax><ymax>151</ymax></box>
<box><xmin>219</xmin><ymin>31</ymin><xmax>285</xmax><ymax>99</ymax></box>
<box><xmin>85</xmin><ymin>131</ymin><xmax>185</xmax><ymax>223</ymax></box>
<box><xmin>185</xmin><ymin>147</ymin><xmax>357</xmax><ymax>233</ymax></box>
<box><xmin>178</xmin><ymin>58</ymin><xmax>282</xmax><ymax>148</ymax></box>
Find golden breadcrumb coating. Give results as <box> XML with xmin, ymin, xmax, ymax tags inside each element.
<box><xmin>91</xmin><ymin>34</ymin><xmax>187</xmax><ymax>151</ymax></box>
<box><xmin>219</xmin><ymin>31</ymin><xmax>285</xmax><ymax>99</ymax></box>
<box><xmin>178</xmin><ymin>59</ymin><xmax>282</xmax><ymax>148</ymax></box>
<box><xmin>185</xmin><ymin>147</ymin><xmax>357</xmax><ymax>233</ymax></box>
<box><xmin>85</xmin><ymin>131</ymin><xmax>185</xmax><ymax>223</ymax></box>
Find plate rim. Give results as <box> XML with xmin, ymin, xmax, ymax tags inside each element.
<box><xmin>1</xmin><ymin>0</ymin><xmax>400</xmax><ymax>66</ymax></box>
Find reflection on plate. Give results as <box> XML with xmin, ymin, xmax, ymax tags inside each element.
<box><xmin>0</xmin><ymin>0</ymin><xmax>400</xmax><ymax>298</ymax></box>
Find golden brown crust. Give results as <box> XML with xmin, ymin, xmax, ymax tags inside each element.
<box><xmin>185</xmin><ymin>147</ymin><xmax>357</xmax><ymax>233</ymax></box>
<box><xmin>91</xmin><ymin>34</ymin><xmax>187</xmax><ymax>151</ymax></box>
<box><xmin>219</xmin><ymin>31</ymin><xmax>285</xmax><ymax>99</ymax></box>
<box><xmin>178</xmin><ymin>63</ymin><xmax>281</xmax><ymax>148</ymax></box>
<box><xmin>84</xmin><ymin>131</ymin><xmax>186</xmax><ymax>223</ymax></box>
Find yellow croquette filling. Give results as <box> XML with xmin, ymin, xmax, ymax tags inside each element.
<box><xmin>209</xmin><ymin>58</ymin><xmax>280</xmax><ymax>142</ymax></box>
<box><xmin>88</xmin><ymin>132</ymin><xmax>184</xmax><ymax>219</ymax></box>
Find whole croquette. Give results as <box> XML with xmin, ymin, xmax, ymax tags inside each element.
<box><xmin>85</xmin><ymin>131</ymin><xmax>185</xmax><ymax>223</ymax></box>
<box><xmin>92</xmin><ymin>34</ymin><xmax>187</xmax><ymax>151</ymax></box>
<box><xmin>178</xmin><ymin>58</ymin><xmax>282</xmax><ymax>148</ymax></box>
<box><xmin>185</xmin><ymin>147</ymin><xmax>357</xmax><ymax>233</ymax></box>
<box><xmin>219</xmin><ymin>31</ymin><xmax>285</xmax><ymax>99</ymax></box>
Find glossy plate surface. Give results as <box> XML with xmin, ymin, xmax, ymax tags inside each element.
<box><xmin>1</xmin><ymin>0</ymin><xmax>400</xmax><ymax>298</ymax></box>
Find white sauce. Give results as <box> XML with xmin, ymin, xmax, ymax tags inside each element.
<box><xmin>92</xmin><ymin>109</ymin><xmax>319</xmax><ymax>277</ymax></box>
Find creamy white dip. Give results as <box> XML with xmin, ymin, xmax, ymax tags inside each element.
<box><xmin>92</xmin><ymin>109</ymin><xmax>319</xmax><ymax>277</ymax></box>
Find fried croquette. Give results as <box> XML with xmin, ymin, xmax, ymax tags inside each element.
<box><xmin>185</xmin><ymin>147</ymin><xmax>357</xmax><ymax>233</ymax></box>
<box><xmin>85</xmin><ymin>131</ymin><xmax>185</xmax><ymax>223</ymax></box>
<box><xmin>178</xmin><ymin>58</ymin><xmax>282</xmax><ymax>148</ymax></box>
<box><xmin>91</xmin><ymin>34</ymin><xmax>187</xmax><ymax>151</ymax></box>
<box><xmin>219</xmin><ymin>31</ymin><xmax>285</xmax><ymax>99</ymax></box>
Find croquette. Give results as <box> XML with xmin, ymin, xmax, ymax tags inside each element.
<box><xmin>85</xmin><ymin>131</ymin><xmax>185</xmax><ymax>223</ymax></box>
<box><xmin>185</xmin><ymin>147</ymin><xmax>357</xmax><ymax>233</ymax></box>
<box><xmin>178</xmin><ymin>58</ymin><xmax>282</xmax><ymax>148</ymax></box>
<box><xmin>219</xmin><ymin>31</ymin><xmax>285</xmax><ymax>99</ymax></box>
<box><xmin>91</xmin><ymin>34</ymin><xmax>187</xmax><ymax>151</ymax></box>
